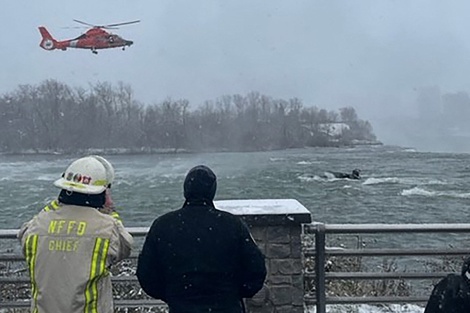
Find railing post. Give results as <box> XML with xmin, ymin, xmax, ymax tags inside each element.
<box><xmin>315</xmin><ymin>223</ymin><xmax>326</xmax><ymax>313</ymax></box>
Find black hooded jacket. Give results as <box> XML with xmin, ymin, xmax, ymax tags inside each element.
<box><xmin>136</xmin><ymin>166</ymin><xmax>267</xmax><ymax>313</ymax></box>
<box><xmin>424</xmin><ymin>257</ymin><xmax>470</xmax><ymax>313</ymax></box>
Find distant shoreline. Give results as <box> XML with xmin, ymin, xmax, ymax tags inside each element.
<box><xmin>0</xmin><ymin>141</ymin><xmax>383</xmax><ymax>157</ymax></box>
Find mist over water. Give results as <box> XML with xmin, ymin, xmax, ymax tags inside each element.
<box><xmin>356</xmin><ymin>86</ymin><xmax>470</xmax><ymax>154</ymax></box>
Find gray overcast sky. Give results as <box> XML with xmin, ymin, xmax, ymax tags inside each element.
<box><xmin>3</xmin><ymin>0</ymin><xmax>470</xmax><ymax>151</ymax></box>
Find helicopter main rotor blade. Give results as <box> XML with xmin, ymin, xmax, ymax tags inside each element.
<box><xmin>73</xmin><ymin>19</ymin><xmax>96</xmax><ymax>27</ymax></box>
<box><xmin>72</xmin><ymin>19</ymin><xmax>140</xmax><ymax>29</ymax></box>
<box><xmin>102</xmin><ymin>20</ymin><xmax>140</xmax><ymax>28</ymax></box>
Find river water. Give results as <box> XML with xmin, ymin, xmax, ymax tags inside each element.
<box><xmin>2</xmin><ymin>145</ymin><xmax>469</xmax><ymax>313</ymax></box>
<box><xmin>2</xmin><ymin>145</ymin><xmax>470</xmax><ymax>229</ymax></box>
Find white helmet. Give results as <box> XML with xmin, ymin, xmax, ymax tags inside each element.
<box><xmin>54</xmin><ymin>156</ymin><xmax>110</xmax><ymax>194</ymax></box>
<box><xmin>90</xmin><ymin>155</ymin><xmax>115</xmax><ymax>186</ymax></box>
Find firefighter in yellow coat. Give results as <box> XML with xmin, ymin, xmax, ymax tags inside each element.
<box><xmin>18</xmin><ymin>156</ymin><xmax>133</xmax><ymax>313</ymax></box>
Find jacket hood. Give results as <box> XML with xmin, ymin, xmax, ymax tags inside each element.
<box><xmin>184</xmin><ymin>165</ymin><xmax>217</xmax><ymax>201</ymax></box>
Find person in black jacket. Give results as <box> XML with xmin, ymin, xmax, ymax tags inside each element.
<box><xmin>424</xmin><ymin>256</ymin><xmax>470</xmax><ymax>313</ymax></box>
<box><xmin>136</xmin><ymin>165</ymin><xmax>267</xmax><ymax>313</ymax></box>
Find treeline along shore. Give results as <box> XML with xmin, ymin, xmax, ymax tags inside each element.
<box><xmin>0</xmin><ymin>79</ymin><xmax>380</xmax><ymax>154</ymax></box>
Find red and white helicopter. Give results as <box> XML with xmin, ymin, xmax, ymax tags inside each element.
<box><xmin>38</xmin><ymin>19</ymin><xmax>140</xmax><ymax>54</ymax></box>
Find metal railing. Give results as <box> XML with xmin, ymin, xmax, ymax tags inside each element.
<box><xmin>303</xmin><ymin>223</ymin><xmax>470</xmax><ymax>313</ymax></box>
<box><xmin>2</xmin><ymin>224</ymin><xmax>470</xmax><ymax>312</ymax></box>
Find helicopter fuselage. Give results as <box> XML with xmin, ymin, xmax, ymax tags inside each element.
<box><xmin>38</xmin><ymin>22</ymin><xmax>136</xmax><ymax>54</ymax></box>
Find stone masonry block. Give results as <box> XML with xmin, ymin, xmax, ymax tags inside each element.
<box><xmin>291</xmin><ymin>286</ymin><xmax>305</xmax><ymax>306</ymax></box>
<box><xmin>268</xmin><ymin>274</ymin><xmax>291</xmax><ymax>285</ymax></box>
<box><xmin>276</xmin><ymin>305</ymin><xmax>304</xmax><ymax>313</ymax></box>
<box><xmin>266</xmin><ymin>226</ymin><xmax>290</xmax><ymax>243</ymax></box>
<box><xmin>290</xmin><ymin>225</ymin><xmax>301</xmax><ymax>238</ymax></box>
<box><xmin>291</xmin><ymin>274</ymin><xmax>304</xmax><ymax>289</ymax></box>
<box><xmin>270</xmin><ymin>286</ymin><xmax>293</xmax><ymax>305</ymax></box>
<box><xmin>266</xmin><ymin>243</ymin><xmax>291</xmax><ymax>258</ymax></box>
<box><xmin>271</xmin><ymin>259</ymin><xmax>303</xmax><ymax>275</ymax></box>
<box><xmin>275</xmin><ymin>306</ymin><xmax>293</xmax><ymax>313</ymax></box>
<box><xmin>290</xmin><ymin>237</ymin><xmax>302</xmax><ymax>258</ymax></box>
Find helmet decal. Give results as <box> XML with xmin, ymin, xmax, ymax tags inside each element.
<box><xmin>73</xmin><ymin>173</ymin><xmax>82</xmax><ymax>183</ymax></box>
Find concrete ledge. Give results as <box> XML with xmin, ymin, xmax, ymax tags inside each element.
<box><xmin>215</xmin><ymin>199</ymin><xmax>312</xmax><ymax>226</ymax></box>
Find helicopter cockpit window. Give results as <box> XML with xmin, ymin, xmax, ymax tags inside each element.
<box><xmin>108</xmin><ymin>35</ymin><xmax>115</xmax><ymax>43</ymax></box>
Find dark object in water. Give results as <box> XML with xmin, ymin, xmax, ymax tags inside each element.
<box><xmin>326</xmin><ymin>169</ymin><xmax>361</xmax><ymax>180</ymax></box>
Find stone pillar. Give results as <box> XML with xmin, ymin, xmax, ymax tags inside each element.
<box><xmin>215</xmin><ymin>199</ymin><xmax>312</xmax><ymax>313</ymax></box>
